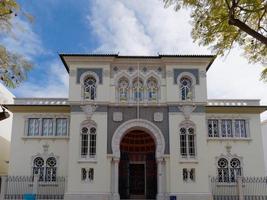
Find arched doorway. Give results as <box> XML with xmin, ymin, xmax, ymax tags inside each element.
<box><xmin>111</xmin><ymin>119</ymin><xmax>165</xmax><ymax>200</ymax></box>
<box><xmin>119</xmin><ymin>130</ymin><xmax>157</xmax><ymax>199</ymax></box>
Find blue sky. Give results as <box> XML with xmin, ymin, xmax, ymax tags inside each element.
<box><xmin>1</xmin><ymin>0</ymin><xmax>267</xmax><ymax>119</ymax></box>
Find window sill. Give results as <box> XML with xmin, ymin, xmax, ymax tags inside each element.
<box><xmin>179</xmin><ymin>158</ymin><xmax>198</xmax><ymax>164</ymax></box>
<box><xmin>22</xmin><ymin>136</ymin><xmax>69</xmax><ymax>140</ymax></box>
<box><xmin>207</xmin><ymin>138</ymin><xmax>251</xmax><ymax>142</ymax></box>
<box><xmin>78</xmin><ymin>158</ymin><xmax>97</xmax><ymax>163</ymax></box>
<box><xmin>215</xmin><ymin>182</ymin><xmax>237</xmax><ymax>187</ymax></box>
<box><xmin>81</xmin><ymin>180</ymin><xmax>94</xmax><ymax>183</ymax></box>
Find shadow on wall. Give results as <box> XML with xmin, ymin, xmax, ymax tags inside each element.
<box><xmin>0</xmin><ymin>136</ymin><xmax>10</xmax><ymax>176</ymax></box>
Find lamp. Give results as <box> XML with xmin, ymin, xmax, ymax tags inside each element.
<box><xmin>0</xmin><ymin>106</ymin><xmax>10</xmax><ymax>121</ymax></box>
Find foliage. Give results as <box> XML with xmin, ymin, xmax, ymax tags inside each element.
<box><xmin>0</xmin><ymin>45</ymin><xmax>31</xmax><ymax>88</ymax></box>
<box><xmin>163</xmin><ymin>0</ymin><xmax>267</xmax><ymax>80</ymax></box>
<box><xmin>0</xmin><ymin>0</ymin><xmax>32</xmax><ymax>88</ymax></box>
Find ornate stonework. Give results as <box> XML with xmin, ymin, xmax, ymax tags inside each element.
<box><xmin>178</xmin><ymin>104</ymin><xmax>196</xmax><ymax>120</ymax></box>
<box><xmin>111</xmin><ymin>119</ymin><xmax>165</xmax><ymax>159</ymax></box>
<box><xmin>81</xmin><ymin>104</ymin><xmax>97</xmax><ymax>119</ymax></box>
<box><xmin>113</xmin><ymin>112</ymin><xmax>123</xmax><ymax>122</ymax></box>
<box><xmin>179</xmin><ymin>120</ymin><xmax>196</xmax><ymax>129</ymax></box>
<box><xmin>154</xmin><ymin>112</ymin><xmax>163</xmax><ymax>122</ymax></box>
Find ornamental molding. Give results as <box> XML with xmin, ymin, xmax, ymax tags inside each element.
<box><xmin>176</xmin><ymin>71</ymin><xmax>197</xmax><ymax>86</ymax></box>
<box><xmin>111</xmin><ymin>119</ymin><xmax>165</xmax><ymax>159</ymax></box>
<box><xmin>81</xmin><ymin>104</ymin><xmax>97</xmax><ymax>119</ymax></box>
<box><xmin>179</xmin><ymin>120</ymin><xmax>196</xmax><ymax>129</ymax></box>
<box><xmin>31</xmin><ymin>149</ymin><xmax>59</xmax><ymax>165</ymax></box>
<box><xmin>80</xmin><ymin>71</ymin><xmax>100</xmax><ymax>85</ymax></box>
<box><xmin>178</xmin><ymin>104</ymin><xmax>196</xmax><ymax>120</ymax></box>
<box><xmin>154</xmin><ymin>112</ymin><xmax>163</xmax><ymax>122</ymax></box>
<box><xmin>113</xmin><ymin>112</ymin><xmax>123</xmax><ymax>122</ymax></box>
<box><xmin>80</xmin><ymin>119</ymin><xmax>97</xmax><ymax>128</ymax></box>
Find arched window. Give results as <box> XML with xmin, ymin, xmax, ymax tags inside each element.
<box><xmin>180</xmin><ymin>77</ymin><xmax>192</xmax><ymax>101</ymax></box>
<box><xmin>33</xmin><ymin>156</ymin><xmax>57</xmax><ymax>182</ymax></box>
<box><xmin>118</xmin><ymin>78</ymin><xmax>129</xmax><ymax>102</ymax></box>
<box><xmin>33</xmin><ymin>157</ymin><xmax>45</xmax><ymax>181</ymax></box>
<box><xmin>81</xmin><ymin>126</ymin><xmax>97</xmax><ymax>159</ymax></box>
<box><xmin>217</xmin><ymin>158</ymin><xmax>242</xmax><ymax>182</ymax></box>
<box><xmin>45</xmin><ymin>157</ymin><xmax>57</xmax><ymax>182</ymax></box>
<box><xmin>147</xmin><ymin>78</ymin><xmax>158</xmax><ymax>101</ymax></box>
<box><xmin>133</xmin><ymin>79</ymin><xmax>144</xmax><ymax>101</ymax></box>
<box><xmin>83</xmin><ymin>76</ymin><xmax>97</xmax><ymax>100</ymax></box>
<box><xmin>180</xmin><ymin>126</ymin><xmax>196</xmax><ymax>158</ymax></box>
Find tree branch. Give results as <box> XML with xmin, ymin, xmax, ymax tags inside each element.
<box><xmin>228</xmin><ymin>17</ymin><xmax>267</xmax><ymax>44</ymax></box>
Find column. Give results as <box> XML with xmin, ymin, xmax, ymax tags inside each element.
<box><xmin>0</xmin><ymin>176</ymin><xmax>7</xmax><ymax>200</ymax></box>
<box><xmin>112</xmin><ymin>158</ymin><xmax>120</xmax><ymax>200</ymax></box>
<box><xmin>156</xmin><ymin>158</ymin><xmax>165</xmax><ymax>200</ymax></box>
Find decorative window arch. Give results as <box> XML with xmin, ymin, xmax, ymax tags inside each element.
<box><xmin>217</xmin><ymin>157</ymin><xmax>242</xmax><ymax>182</ymax></box>
<box><xmin>118</xmin><ymin>77</ymin><xmax>129</xmax><ymax>102</ymax></box>
<box><xmin>80</xmin><ymin>120</ymin><xmax>97</xmax><ymax>159</ymax></box>
<box><xmin>147</xmin><ymin>77</ymin><xmax>158</xmax><ymax>101</ymax></box>
<box><xmin>80</xmin><ymin>72</ymin><xmax>99</xmax><ymax>100</ymax></box>
<box><xmin>177</xmin><ymin>72</ymin><xmax>196</xmax><ymax>101</ymax></box>
<box><xmin>32</xmin><ymin>156</ymin><xmax>57</xmax><ymax>182</ymax></box>
<box><xmin>132</xmin><ymin>78</ymin><xmax>144</xmax><ymax>101</ymax></box>
<box><xmin>179</xmin><ymin>120</ymin><xmax>196</xmax><ymax>158</ymax></box>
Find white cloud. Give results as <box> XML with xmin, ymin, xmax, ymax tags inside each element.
<box><xmin>88</xmin><ymin>0</ymin><xmax>267</xmax><ymax>120</ymax></box>
<box><xmin>0</xmin><ymin>18</ymin><xmax>45</xmax><ymax>60</ymax></box>
<box><xmin>13</xmin><ymin>60</ymin><xmax>69</xmax><ymax>98</ymax></box>
<box><xmin>88</xmin><ymin>0</ymin><xmax>208</xmax><ymax>55</ymax></box>
<box><xmin>0</xmin><ymin>17</ymin><xmax>68</xmax><ymax>98</ymax></box>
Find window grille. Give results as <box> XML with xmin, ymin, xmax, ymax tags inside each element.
<box><xmin>84</xmin><ymin>76</ymin><xmax>96</xmax><ymax>100</ymax></box>
<box><xmin>80</xmin><ymin>126</ymin><xmax>97</xmax><ymax>159</ymax></box>
<box><xmin>217</xmin><ymin>158</ymin><xmax>242</xmax><ymax>182</ymax></box>
<box><xmin>180</xmin><ymin>127</ymin><xmax>196</xmax><ymax>158</ymax></box>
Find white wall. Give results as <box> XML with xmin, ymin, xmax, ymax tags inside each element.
<box><xmin>261</xmin><ymin>120</ymin><xmax>267</xmax><ymax>175</ymax></box>
<box><xmin>8</xmin><ymin>113</ymin><xmax>69</xmax><ymax>176</ymax></box>
<box><xmin>0</xmin><ymin>136</ymin><xmax>10</xmax><ymax>175</ymax></box>
<box><xmin>66</xmin><ymin>111</ymin><xmax>110</xmax><ymax>194</ymax></box>
<box><xmin>207</xmin><ymin>114</ymin><xmax>265</xmax><ymax>177</ymax></box>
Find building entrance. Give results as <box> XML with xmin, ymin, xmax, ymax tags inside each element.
<box><xmin>119</xmin><ymin>130</ymin><xmax>157</xmax><ymax>199</ymax></box>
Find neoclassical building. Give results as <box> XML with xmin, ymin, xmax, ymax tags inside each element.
<box><xmin>5</xmin><ymin>54</ymin><xmax>267</xmax><ymax>200</ymax></box>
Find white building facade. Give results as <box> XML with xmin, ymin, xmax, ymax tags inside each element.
<box><xmin>5</xmin><ymin>54</ymin><xmax>267</xmax><ymax>200</ymax></box>
<box><xmin>261</xmin><ymin>120</ymin><xmax>267</xmax><ymax>175</ymax></box>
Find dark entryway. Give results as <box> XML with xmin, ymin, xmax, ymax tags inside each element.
<box><xmin>129</xmin><ymin>164</ymin><xmax>145</xmax><ymax>197</ymax></box>
<box><xmin>119</xmin><ymin>130</ymin><xmax>157</xmax><ymax>199</ymax></box>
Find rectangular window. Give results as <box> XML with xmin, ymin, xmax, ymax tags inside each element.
<box><xmin>42</xmin><ymin>118</ymin><xmax>53</xmax><ymax>136</ymax></box>
<box><xmin>56</xmin><ymin>118</ymin><xmax>68</xmax><ymax>136</ymax></box>
<box><xmin>183</xmin><ymin>168</ymin><xmax>195</xmax><ymax>182</ymax></box>
<box><xmin>81</xmin><ymin>168</ymin><xmax>87</xmax><ymax>181</ymax></box>
<box><xmin>81</xmin><ymin>134</ymin><xmax>89</xmax><ymax>158</ymax></box>
<box><xmin>208</xmin><ymin>119</ymin><xmax>248</xmax><ymax>139</ymax></box>
<box><xmin>188</xmin><ymin>134</ymin><xmax>195</xmax><ymax>157</ymax></box>
<box><xmin>182</xmin><ymin>168</ymin><xmax>188</xmax><ymax>181</ymax></box>
<box><xmin>208</xmin><ymin>119</ymin><xmax>219</xmax><ymax>137</ymax></box>
<box><xmin>89</xmin><ymin>134</ymin><xmax>96</xmax><ymax>158</ymax></box>
<box><xmin>189</xmin><ymin>168</ymin><xmax>195</xmax><ymax>181</ymax></box>
<box><xmin>221</xmin><ymin>119</ymin><xmax>233</xmax><ymax>137</ymax></box>
<box><xmin>180</xmin><ymin>134</ymin><xmax>187</xmax><ymax>158</ymax></box>
<box><xmin>88</xmin><ymin>168</ymin><xmax>94</xmax><ymax>181</ymax></box>
<box><xmin>28</xmin><ymin>118</ymin><xmax>40</xmax><ymax>136</ymax></box>
<box><xmin>235</xmin><ymin>120</ymin><xmax>247</xmax><ymax>138</ymax></box>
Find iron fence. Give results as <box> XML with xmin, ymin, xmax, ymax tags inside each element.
<box><xmin>0</xmin><ymin>176</ymin><xmax>66</xmax><ymax>200</ymax></box>
<box><xmin>211</xmin><ymin>176</ymin><xmax>267</xmax><ymax>200</ymax></box>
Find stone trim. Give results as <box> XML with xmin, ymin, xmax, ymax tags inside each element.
<box><xmin>173</xmin><ymin>68</ymin><xmax>199</xmax><ymax>84</ymax></box>
<box><xmin>111</xmin><ymin>119</ymin><xmax>165</xmax><ymax>159</ymax></box>
<box><xmin>77</xmin><ymin>68</ymin><xmax>103</xmax><ymax>84</ymax></box>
